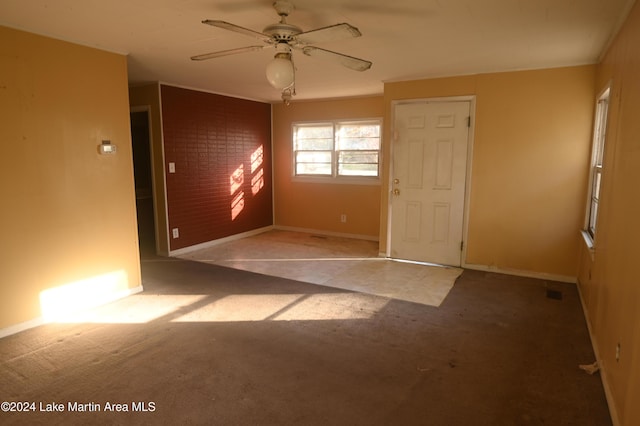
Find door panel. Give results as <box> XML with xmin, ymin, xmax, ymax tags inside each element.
<box><xmin>390</xmin><ymin>101</ymin><xmax>470</xmax><ymax>266</ymax></box>
<box><xmin>407</xmin><ymin>140</ymin><xmax>425</xmax><ymax>188</ymax></box>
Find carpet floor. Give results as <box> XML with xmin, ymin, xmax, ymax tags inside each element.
<box><xmin>0</xmin><ymin>254</ymin><xmax>611</xmax><ymax>425</ymax></box>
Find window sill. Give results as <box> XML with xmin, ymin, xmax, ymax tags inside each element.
<box><xmin>292</xmin><ymin>175</ymin><xmax>381</xmax><ymax>186</ymax></box>
<box><xmin>581</xmin><ymin>230</ymin><xmax>595</xmax><ymax>261</ymax></box>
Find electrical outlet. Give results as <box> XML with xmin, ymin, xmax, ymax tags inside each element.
<box><xmin>616</xmin><ymin>343</ymin><xmax>621</xmax><ymax>362</ymax></box>
<box><xmin>340</xmin><ymin>214</ymin><xmax>347</xmax><ymax>223</ymax></box>
<box><xmin>172</xmin><ymin>228</ymin><xmax>179</xmax><ymax>239</ymax></box>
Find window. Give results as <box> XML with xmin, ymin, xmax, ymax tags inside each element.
<box><xmin>586</xmin><ymin>88</ymin><xmax>610</xmax><ymax>241</ymax></box>
<box><xmin>293</xmin><ymin>120</ymin><xmax>381</xmax><ymax>180</ymax></box>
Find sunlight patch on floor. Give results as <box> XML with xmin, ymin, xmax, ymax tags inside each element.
<box><xmin>53</xmin><ymin>294</ymin><xmax>208</xmax><ymax>324</ymax></box>
<box><xmin>49</xmin><ymin>292</ymin><xmax>386</xmax><ymax>324</ymax></box>
<box><xmin>171</xmin><ymin>293</ymin><xmax>387</xmax><ymax>322</ymax></box>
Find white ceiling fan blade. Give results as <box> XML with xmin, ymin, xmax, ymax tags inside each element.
<box><xmin>202</xmin><ymin>20</ymin><xmax>273</xmax><ymax>44</ymax></box>
<box><xmin>294</xmin><ymin>23</ymin><xmax>361</xmax><ymax>46</ymax></box>
<box><xmin>191</xmin><ymin>45</ymin><xmax>267</xmax><ymax>61</ymax></box>
<box><xmin>301</xmin><ymin>46</ymin><xmax>372</xmax><ymax>71</ymax></box>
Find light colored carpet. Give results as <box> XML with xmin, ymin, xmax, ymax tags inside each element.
<box><xmin>179</xmin><ymin>230</ymin><xmax>463</xmax><ymax>307</ymax></box>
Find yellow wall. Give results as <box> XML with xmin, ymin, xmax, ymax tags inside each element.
<box><xmin>128</xmin><ymin>83</ymin><xmax>169</xmax><ymax>255</ymax></box>
<box><xmin>0</xmin><ymin>27</ymin><xmax>140</xmax><ymax>329</ymax></box>
<box><xmin>382</xmin><ymin>66</ymin><xmax>595</xmax><ymax>278</ymax></box>
<box><xmin>577</xmin><ymin>2</ymin><xmax>640</xmax><ymax>424</ymax></box>
<box><xmin>272</xmin><ymin>97</ymin><xmax>384</xmax><ymax>239</ymax></box>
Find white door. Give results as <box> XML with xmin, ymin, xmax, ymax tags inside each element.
<box><xmin>389</xmin><ymin>100</ymin><xmax>470</xmax><ymax>266</ymax></box>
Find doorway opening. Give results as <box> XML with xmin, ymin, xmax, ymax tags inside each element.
<box><xmin>130</xmin><ymin>109</ymin><xmax>156</xmax><ymax>258</ymax></box>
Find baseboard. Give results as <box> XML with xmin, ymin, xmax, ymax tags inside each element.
<box><xmin>273</xmin><ymin>225</ymin><xmax>379</xmax><ymax>242</ymax></box>
<box><xmin>169</xmin><ymin>226</ymin><xmax>274</xmax><ymax>256</ymax></box>
<box><xmin>576</xmin><ymin>279</ymin><xmax>620</xmax><ymax>426</ymax></box>
<box><xmin>0</xmin><ymin>284</ymin><xmax>144</xmax><ymax>340</ymax></box>
<box><xmin>0</xmin><ymin>317</ymin><xmax>45</xmax><ymax>340</ymax></box>
<box><xmin>462</xmin><ymin>263</ymin><xmax>577</xmax><ymax>283</ymax></box>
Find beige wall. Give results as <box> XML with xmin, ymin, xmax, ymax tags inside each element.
<box><xmin>577</xmin><ymin>1</ymin><xmax>640</xmax><ymax>424</ymax></box>
<box><xmin>0</xmin><ymin>27</ymin><xmax>140</xmax><ymax>329</ymax></box>
<box><xmin>272</xmin><ymin>97</ymin><xmax>384</xmax><ymax>239</ymax></box>
<box><xmin>129</xmin><ymin>83</ymin><xmax>169</xmax><ymax>255</ymax></box>
<box><xmin>382</xmin><ymin>66</ymin><xmax>595</xmax><ymax>279</ymax></box>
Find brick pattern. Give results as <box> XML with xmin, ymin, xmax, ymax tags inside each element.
<box><xmin>161</xmin><ymin>85</ymin><xmax>272</xmax><ymax>251</ymax></box>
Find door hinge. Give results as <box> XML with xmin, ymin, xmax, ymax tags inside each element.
<box><xmin>467</xmin><ymin>116</ymin><xmax>471</xmax><ymax>127</ymax></box>
<box><xmin>460</xmin><ymin>241</ymin><xmax>464</xmax><ymax>251</ymax></box>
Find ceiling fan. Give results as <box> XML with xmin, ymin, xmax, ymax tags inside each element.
<box><xmin>191</xmin><ymin>0</ymin><xmax>373</xmax><ymax>104</ymax></box>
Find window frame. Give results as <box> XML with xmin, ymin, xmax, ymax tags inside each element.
<box><xmin>584</xmin><ymin>86</ymin><xmax>610</xmax><ymax>247</ymax></box>
<box><xmin>292</xmin><ymin>118</ymin><xmax>382</xmax><ymax>185</ymax></box>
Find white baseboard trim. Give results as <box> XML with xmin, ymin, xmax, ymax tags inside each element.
<box><xmin>100</xmin><ymin>284</ymin><xmax>144</xmax><ymax>308</ymax></box>
<box><xmin>273</xmin><ymin>225</ymin><xmax>379</xmax><ymax>242</ymax></box>
<box><xmin>0</xmin><ymin>284</ymin><xmax>144</xmax><ymax>340</ymax></box>
<box><xmin>169</xmin><ymin>226</ymin><xmax>275</xmax><ymax>256</ymax></box>
<box><xmin>575</xmin><ymin>279</ymin><xmax>619</xmax><ymax>426</ymax></box>
<box><xmin>462</xmin><ymin>263</ymin><xmax>577</xmax><ymax>283</ymax></box>
<box><xmin>0</xmin><ymin>317</ymin><xmax>45</xmax><ymax>340</ymax></box>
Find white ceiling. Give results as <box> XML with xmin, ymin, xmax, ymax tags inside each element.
<box><xmin>1</xmin><ymin>0</ymin><xmax>635</xmax><ymax>103</ymax></box>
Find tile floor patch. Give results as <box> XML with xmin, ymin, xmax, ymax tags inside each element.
<box><xmin>179</xmin><ymin>230</ymin><xmax>462</xmax><ymax>307</ymax></box>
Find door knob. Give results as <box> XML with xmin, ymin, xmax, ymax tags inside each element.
<box><xmin>393</xmin><ymin>188</ymin><xmax>400</xmax><ymax>196</ymax></box>
<box><xmin>393</xmin><ymin>178</ymin><xmax>400</xmax><ymax>184</ymax></box>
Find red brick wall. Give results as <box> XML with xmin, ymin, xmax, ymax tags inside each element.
<box><xmin>161</xmin><ymin>85</ymin><xmax>272</xmax><ymax>251</ymax></box>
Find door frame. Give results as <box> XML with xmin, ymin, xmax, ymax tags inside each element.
<box><xmin>386</xmin><ymin>95</ymin><xmax>476</xmax><ymax>266</ymax></box>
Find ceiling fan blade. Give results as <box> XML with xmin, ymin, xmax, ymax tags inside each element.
<box><xmin>202</xmin><ymin>20</ymin><xmax>273</xmax><ymax>44</ymax></box>
<box><xmin>301</xmin><ymin>46</ymin><xmax>372</xmax><ymax>71</ymax></box>
<box><xmin>191</xmin><ymin>45</ymin><xmax>266</xmax><ymax>61</ymax></box>
<box><xmin>295</xmin><ymin>23</ymin><xmax>362</xmax><ymax>45</ymax></box>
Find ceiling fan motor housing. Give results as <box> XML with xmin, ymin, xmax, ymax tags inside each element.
<box><xmin>263</xmin><ymin>22</ymin><xmax>302</xmax><ymax>42</ymax></box>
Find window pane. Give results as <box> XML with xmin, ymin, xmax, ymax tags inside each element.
<box><xmin>339</xmin><ymin>137</ymin><xmax>381</xmax><ymax>150</ymax></box>
<box><xmin>589</xmin><ymin>200</ymin><xmax>598</xmax><ymax>236</ymax></box>
<box><xmin>296</xmin><ymin>162</ymin><xmax>332</xmax><ymax>175</ymax></box>
<box><xmin>295</xmin><ymin>126</ymin><xmax>333</xmax><ymax>150</ymax></box>
<box><xmin>588</xmin><ymin>167</ymin><xmax>602</xmax><ymax>238</ymax></box>
<box><xmin>296</xmin><ymin>151</ymin><xmax>332</xmax><ymax>175</ymax></box>
<box><xmin>296</xmin><ymin>126</ymin><xmax>333</xmax><ymax>138</ymax></box>
<box><xmin>592</xmin><ymin>167</ymin><xmax>602</xmax><ymax>200</ymax></box>
<box><xmin>338</xmin><ymin>151</ymin><xmax>379</xmax><ymax>164</ymax></box>
<box><xmin>339</xmin><ymin>124</ymin><xmax>380</xmax><ymax>138</ymax></box>
<box><xmin>338</xmin><ymin>151</ymin><xmax>379</xmax><ymax>176</ymax></box>
<box><xmin>339</xmin><ymin>163</ymin><xmax>379</xmax><ymax>176</ymax></box>
<box><xmin>296</xmin><ymin>137</ymin><xmax>333</xmax><ymax>151</ymax></box>
<box><xmin>296</xmin><ymin>151</ymin><xmax>332</xmax><ymax>163</ymax></box>
<box><xmin>337</xmin><ymin>124</ymin><xmax>381</xmax><ymax>151</ymax></box>
<box><xmin>595</xmin><ymin>100</ymin><xmax>608</xmax><ymax>165</ymax></box>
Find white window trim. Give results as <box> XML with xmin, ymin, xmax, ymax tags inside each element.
<box><xmin>291</xmin><ymin>118</ymin><xmax>382</xmax><ymax>185</ymax></box>
<box><xmin>582</xmin><ymin>85</ymin><xmax>610</xmax><ymax>253</ymax></box>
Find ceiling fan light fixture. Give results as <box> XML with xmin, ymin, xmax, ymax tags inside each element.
<box><xmin>265</xmin><ymin>43</ymin><xmax>295</xmax><ymax>90</ymax></box>
<box><xmin>265</xmin><ymin>56</ymin><xmax>294</xmax><ymax>89</ymax></box>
